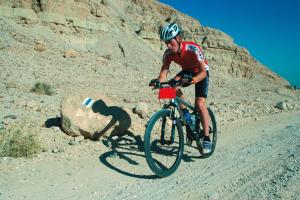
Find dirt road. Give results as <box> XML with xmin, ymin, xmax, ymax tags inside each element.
<box><xmin>0</xmin><ymin>111</ymin><xmax>299</xmax><ymax>200</ymax></box>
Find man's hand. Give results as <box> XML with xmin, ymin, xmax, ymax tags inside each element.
<box><xmin>149</xmin><ymin>78</ymin><xmax>160</xmax><ymax>88</ymax></box>
<box><xmin>168</xmin><ymin>78</ymin><xmax>181</xmax><ymax>87</ymax></box>
<box><xmin>181</xmin><ymin>74</ymin><xmax>195</xmax><ymax>87</ymax></box>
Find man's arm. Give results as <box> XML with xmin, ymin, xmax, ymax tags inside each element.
<box><xmin>158</xmin><ymin>64</ymin><xmax>170</xmax><ymax>82</ymax></box>
<box><xmin>192</xmin><ymin>60</ymin><xmax>207</xmax><ymax>83</ymax></box>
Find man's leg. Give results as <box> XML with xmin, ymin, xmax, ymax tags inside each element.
<box><xmin>195</xmin><ymin>97</ymin><xmax>210</xmax><ymax>137</ymax></box>
<box><xmin>176</xmin><ymin>88</ymin><xmax>187</xmax><ymax>110</ymax></box>
<box><xmin>195</xmin><ymin>97</ymin><xmax>212</xmax><ymax>154</ymax></box>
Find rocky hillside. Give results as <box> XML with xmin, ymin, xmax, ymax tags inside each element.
<box><xmin>0</xmin><ymin>0</ymin><xmax>299</xmax><ymax>142</ymax></box>
<box><xmin>0</xmin><ymin>0</ymin><xmax>290</xmax><ymax>82</ymax></box>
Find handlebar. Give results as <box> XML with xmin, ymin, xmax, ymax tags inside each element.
<box><xmin>154</xmin><ymin>79</ymin><xmax>181</xmax><ymax>89</ymax></box>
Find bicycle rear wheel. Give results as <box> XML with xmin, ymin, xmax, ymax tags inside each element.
<box><xmin>195</xmin><ymin>107</ymin><xmax>217</xmax><ymax>157</ymax></box>
<box><xmin>144</xmin><ymin>109</ymin><xmax>184</xmax><ymax>177</ymax></box>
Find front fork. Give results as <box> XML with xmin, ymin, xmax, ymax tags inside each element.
<box><xmin>160</xmin><ymin>109</ymin><xmax>177</xmax><ymax>145</ymax></box>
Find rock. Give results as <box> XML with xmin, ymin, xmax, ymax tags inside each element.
<box><xmin>34</xmin><ymin>40</ymin><xmax>46</xmax><ymax>51</ymax></box>
<box><xmin>1</xmin><ymin>115</ymin><xmax>17</xmax><ymax>126</ymax></box>
<box><xmin>64</xmin><ymin>49</ymin><xmax>78</xmax><ymax>58</ymax></box>
<box><xmin>26</xmin><ymin>100</ymin><xmax>39</xmax><ymax>110</ymax></box>
<box><xmin>275</xmin><ymin>101</ymin><xmax>287</xmax><ymax>110</ymax></box>
<box><xmin>209</xmin><ymin>101</ymin><xmax>216</xmax><ymax>106</ymax></box>
<box><xmin>52</xmin><ymin>148</ymin><xmax>59</xmax><ymax>153</ymax></box>
<box><xmin>286</xmin><ymin>102</ymin><xmax>299</xmax><ymax>111</ymax></box>
<box><xmin>68</xmin><ymin>140</ymin><xmax>78</xmax><ymax>145</ymax></box>
<box><xmin>52</xmin><ymin>147</ymin><xmax>65</xmax><ymax>153</ymax></box>
<box><xmin>51</xmin><ymin>126</ymin><xmax>60</xmax><ymax>132</ymax></box>
<box><xmin>74</xmin><ymin>135</ymin><xmax>84</xmax><ymax>143</ymax></box>
<box><xmin>133</xmin><ymin>102</ymin><xmax>148</xmax><ymax>119</ymax></box>
<box><xmin>35</xmin><ymin>43</ymin><xmax>46</xmax><ymax>51</ymax></box>
<box><xmin>123</xmin><ymin>98</ymin><xmax>134</xmax><ymax>103</ymax></box>
<box><xmin>135</xmin><ymin>25</ymin><xmax>142</xmax><ymax>34</ymax></box>
<box><xmin>60</xmin><ymin>90</ymin><xmax>133</xmax><ymax>139</ymax></box>
<box><xmin>2</xmin><ymin>119</ymin><xmax>10</xmax><ymax>125</ymax></box>
<box><xmin>4</xmin><ymin>115</ymin><xmax>17</xmax><ymax>119</ymax></box>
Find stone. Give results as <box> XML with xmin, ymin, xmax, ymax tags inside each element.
<box><xmin>64</xmin><ymin>49</ymin><xmax>77</xmax><ymax>58</ymax></box>
<box><xmin>275</xmin><ymin>101</ymin><xmax>287</xmax><ymax>110</ymax></box>
<box><xmin>4</xmin><ymin>115</ymin><xmax>17</xmax><ymax>119</ymax></box>
<box><xmin>74</xmin><ymin>135</ymin><xmax>84</xmax><ymax>143</ymax></box>
<box><xmin>133</xmin><ymin>102</ymin><xmax>148</xmax><ymax>119</ymax></box>
<box><xmin>52</xmin><ymin>148</ymin><xmax>59</xmax><ymax>153</ymax></box>
<box><xmin>68</xmin><ymin>140</ymin><xmax>78</xmax><ymax>145</ymax></box>
<box><xmin>51</xmin><ymin>126</ymin><xmax>61</xmax><ymax>132</ymax></box>
<box><xmin>34</xmin><ymin>42</ymin><xmax>46</xmax><ymax>51</ymax></box>
<box><xmin>26</xmin><ymin>100</ymin><xmax>39</xmax><ymax>110</ymax></box>
<box><xmin>60</xmin><ymin>90</ymin><xmax>133</xmax><ymax>139</ymax></box>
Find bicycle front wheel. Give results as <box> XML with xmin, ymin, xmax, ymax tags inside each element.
<box><xmin>144</xmin><ymin>109</ymin><xmax>184</xmax><ymax>177</ymax></box>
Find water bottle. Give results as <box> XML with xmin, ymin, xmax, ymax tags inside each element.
<box><xmin>182</xmin><ymin>109</ymin><xmax>192</xmax><ymax>123</ymax></box>
<box><xmin>183</xmin><ymin>109</ymin><xmax>195</xmax><ymax>129</ymax></box>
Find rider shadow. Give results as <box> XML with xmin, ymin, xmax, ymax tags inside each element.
<box><xmin>99</xmin><ymin>131</ymin><xmax>157</xmax><ymax>179</ymax></box>
<box><xmin>92</xmin><ymin>100</ymin><xmax>157</xmax><ymax>179</ymax></box>
<box><xmin>91</xmin><ymin>100</ymin><xmax>131</xmax><ymax>140</ymax></box>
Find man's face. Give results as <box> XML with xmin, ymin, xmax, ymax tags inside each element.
<box><xmin>165</xmin><ymin>38</ymin><xmax>179</xmax><ymax>53</ymax></box>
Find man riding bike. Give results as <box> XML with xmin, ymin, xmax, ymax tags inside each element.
<box><xmin>149</xmin><ymin>22</ymin><xmax>212</xmax><ymax>154</ymax></box>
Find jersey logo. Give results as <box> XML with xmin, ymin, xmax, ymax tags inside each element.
<box><xmin>187</xmin><ymin>44</ymin><xmax>204</xmax><ymax>61</ymax></box>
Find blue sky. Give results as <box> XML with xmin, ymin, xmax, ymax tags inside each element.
<box><xmin>159</xmin><ymin>0</ymin><xmax>300</xmax><ymax>87</ymax></box>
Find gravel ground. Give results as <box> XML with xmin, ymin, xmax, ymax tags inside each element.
<box><xmin>0</xmin><ymin>111</ymin><xmax>299</xmax><ymax>200</ymax></box>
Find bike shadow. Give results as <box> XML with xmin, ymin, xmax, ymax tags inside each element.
<box><xmin>99</xmin><ymin>131</ymin><xmax>158</xmax><ymax>179</ymax></box>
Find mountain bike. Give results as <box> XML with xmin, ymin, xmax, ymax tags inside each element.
<box><xmin>144</xmin><ymin>80</ymin><xmax>217</xmax><ymax>177</ymax></box>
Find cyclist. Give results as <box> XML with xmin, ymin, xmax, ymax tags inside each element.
<box><xmin>150</xmin><ymin>22</ymin><xmax>212</xmax><ymax>154</ymax></box>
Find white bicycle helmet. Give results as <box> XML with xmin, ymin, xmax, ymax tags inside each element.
<box><xmin>160</xmin><ymin>23</ymin><xmax>182</xmax><ymax>41</ymax></box>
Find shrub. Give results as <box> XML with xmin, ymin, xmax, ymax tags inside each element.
<box><xmin>0</xmin><ymin>127</ymin><xmax>42</xmax><ymax>158</ymax></box>
<box><xmin>30</xmin><ymin>82</ymin><xmax>54</xmax><ymax>95</ymax></box>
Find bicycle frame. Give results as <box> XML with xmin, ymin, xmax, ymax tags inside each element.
<box><xmin>161</xmin><ymin>96</ymin><xmax>198</xmax><ymax>144</ymax></box>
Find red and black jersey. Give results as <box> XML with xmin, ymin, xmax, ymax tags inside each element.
<box><xmin>162</xmin><ymin>41</ymin><xmax>209</xmax><ymax>73</ymax></box>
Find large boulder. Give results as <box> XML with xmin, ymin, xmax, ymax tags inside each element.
<box><xmin>60</xmin><ymin>90</ymin><xmax>134</xmax><ymax>140</ymax></box>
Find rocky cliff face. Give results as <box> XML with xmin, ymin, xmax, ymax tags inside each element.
<box><xmin>0</xmin><ymin>0</ymin><xmax>288</xmax><ymax>84</ymax></box>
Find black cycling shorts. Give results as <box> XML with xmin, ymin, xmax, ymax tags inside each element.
<box><xmin>175</xmin><ymin>70</ymin><xmax>209</xmax><ymax>98</ymax></box>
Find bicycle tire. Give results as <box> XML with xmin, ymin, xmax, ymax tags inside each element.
<box><xmin>144</xmin><ymin>109</ymin><xmax>184</xmax><ymax>177</ymax></box>
<box><xmin>196</xmin><ymin>107</ymin><xmax>217</xmax><ymax>157</ymax></box>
